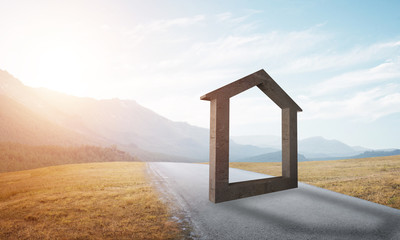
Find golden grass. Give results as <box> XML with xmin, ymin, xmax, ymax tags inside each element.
<box><xmin>0</xmin><ymin>162</ymin><xmax>182</xmax><ymax>240</ymax></box>
<box><xmin>230</xmin><ymin>155</ymin><xmax>400</xmax><ymax>210</ymax></box>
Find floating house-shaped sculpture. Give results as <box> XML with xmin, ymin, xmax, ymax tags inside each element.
<box><xmin>201</xmin><ymin>69</ymin><xmax>302</xmax><ymax>203</ymax></box>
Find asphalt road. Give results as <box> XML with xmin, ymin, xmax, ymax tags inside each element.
<box><xmin>148</xmin><ymin>162</ymin><xmax>400</xmax><ymax>240</ymax></box>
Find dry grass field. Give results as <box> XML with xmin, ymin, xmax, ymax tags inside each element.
<box><xmin>0</xmin><ymin>162</ymin><xmax>182</xmax><ymax>240</ymax></box>
<box><xmin>231</xmin><ymin>155</ymin><xmax>400</xmax><ymax>210</ymax></box>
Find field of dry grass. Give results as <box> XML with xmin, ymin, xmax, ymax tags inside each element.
<box><xmin>230</xmin><ymin>155</ymin><xmax>400</xmax><ymax>210</ymax></box>
<box><xmin>0</xmin><ymin>162</ymin><xmax>182</xmax><ymax>240</ymax></box>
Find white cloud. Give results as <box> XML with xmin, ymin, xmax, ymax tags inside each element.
<box><xmin>215</xmin><ymin>10</ymin><xmax>261</xmax><ymax>24</ymax></box>
<box><xmin>312</xmin><ymin>58</ymin><xmax>400</xmax><ymax>96</ymax></box>
<box><xmin>216</xmin><ymin>12</ymin><xmax>232</xmax><ymax>22</ymax></box>
<box><xmin>299</xmin><ymin>84</ymin><xmax>400</xmax><ymax>121</ymax></box>
<box><xmin>133</xmin><ymin>14</ymin><xmax>205</xmax><ymax>33</ymax></box>
<box><xmin>182</xmin><ymin>29</ymin><xmax>328</xmax><ymax>75</ymax></box>
<box><xmin>281</xmin><ymin>40</ymin><xmax>400</xmax><ymax>73</ymax></box>
<box><xmin>120</xmin><ymin>15</ymin><xmax>205</xmax><ymax>46</ymax></box>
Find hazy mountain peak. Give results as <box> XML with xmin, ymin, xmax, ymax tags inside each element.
<box><xmin>231</xmin><ymin>135</ymin><xmax>281</xmax><ymax>149</ymax></box>
<box><xmin>299</xmin><ymin>136</ymin><xmax>359</xmax><ymax>158</ymax></box>
<box><xmin>0</xmin><ymin>69</ymin><xmax>23</xmax><ymax>87</ymax></box>
<box><xmin>303</xmin><ymin>136</ymin><xmax>325</xmax><ymax>141</ymax></box>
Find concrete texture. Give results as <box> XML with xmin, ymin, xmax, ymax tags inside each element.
<box><xmin>148</xmin><ymin>162</ymin><xmax>400</xmax><ymax>240</ymax></box>
<box><xmin>201</xmin><ymin>69</ymin><xmax>302</xmax><ymax>202</ymax></box>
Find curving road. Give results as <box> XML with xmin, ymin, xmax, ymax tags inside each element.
<box><xmin>148</xmin><ymin>162</ymin><xmax>400</xmax><ymax>240</ymax></box>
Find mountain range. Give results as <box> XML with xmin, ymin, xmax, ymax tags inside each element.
<box><xmin>1</xmin><ymin>69</ymin><xmax>398</xmax><ymax>162</ymax></box>
<box><xmin>232</xmin><ymin>135</ymin><xmax>373</xmax><ymax>159</ymax></box>
<box><xmin>0</xmin><ymin>70</ymin><xmax>273</xmax><ymax>162</ymax></box>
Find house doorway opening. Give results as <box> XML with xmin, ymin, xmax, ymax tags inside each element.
<box><xmin>229</xmin><ymin>86</ymin><xmax>282</xmax><ymax>183</ymax></box>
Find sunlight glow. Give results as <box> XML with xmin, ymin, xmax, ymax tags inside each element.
<box><xmin>33</xmin><ymin>46</ymin><xmax>84</xmax><ymax>94</ymax></box>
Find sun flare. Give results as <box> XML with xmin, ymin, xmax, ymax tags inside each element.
<box><xmin>32</xmin><ymin>44</ymin><xmax>86</xmax><ymax>95</ymax></box>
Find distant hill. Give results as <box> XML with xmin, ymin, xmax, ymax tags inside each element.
<box><xmin>229</xmin><ymin>140</ymin><xmax>278</xmax><ymax>160</ymax></box>
<box><xmin>233</xmin><ymin>136</ymin><xmax>374</xmax><ymax>160</ymax></box>
<box><xmin>309</xmin><ymin>149</ymin><xmax>400</xmax><ymax>161</ymax></box>
<box><xmin>233</xmin><ymin>149</ymin><xmax>400</xmax><ymax>163</ymax></box>
<box><xmin>352</xmin><ymin>149</ymin><xmax>400</xmax><ymax>159</ymax></box>
<box><xmin>298</xmin><ymin>136</ymin><xmax>367</xmax><ymax>158</ymax></box>
<box><xmin>0</xmin><ymin>142</ymin><xmax>137</xmax><ymax>173</ymax></box>
<box><xmin>0</xmin><ymin>70</ymin><xmax>211</xmax><ymax>160</ymax></box>
<box><xmin>234</xmin><ymin>151</ymin><xmax>308</xmax><ymax>162</ymax></box>
<box><xmin>0</xmin><ymin>94</ymin><xmax>98</xmax><ymax>146</ymax></box>
<box><xmin>231</xmin><ymin>135</ymin><xmax>281</xmax><ymax>149</ymax></box>
<box><xmin>231</xmin><ymin>134</ymin><xmax>371</xmax><ymax>159</ymax></box>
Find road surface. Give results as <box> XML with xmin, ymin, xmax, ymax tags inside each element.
<box><xmin>148</xmin><ymin>162</ymin><xmax>400</xmax><ymax>240</ymax></box>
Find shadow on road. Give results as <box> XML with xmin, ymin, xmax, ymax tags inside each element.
<box><xmin>220</xmin><ymin>186</ymin><xmax>400</xmax><ymax>239</ymax></box>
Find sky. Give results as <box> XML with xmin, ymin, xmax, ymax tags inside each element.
<box><xmin>0</xmin><ymin>0</ymin><xmax>399</xmax><ymax>149</ymax></box>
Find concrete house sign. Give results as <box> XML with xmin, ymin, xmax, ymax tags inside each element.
<box><xmin>201</xmin><ymin>69</ymin><xmax>302</xmax><ymax>203</ymax></box>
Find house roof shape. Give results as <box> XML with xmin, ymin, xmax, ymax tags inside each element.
<box><xmin>200</xmin><ymin>69</ymin><xmax>302</xmax><ymax>112</ymax></box>
<box><xmin>201</xmin><ymin>69</ymin><xmax>302</xmax><ymax>203</ymax></box>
